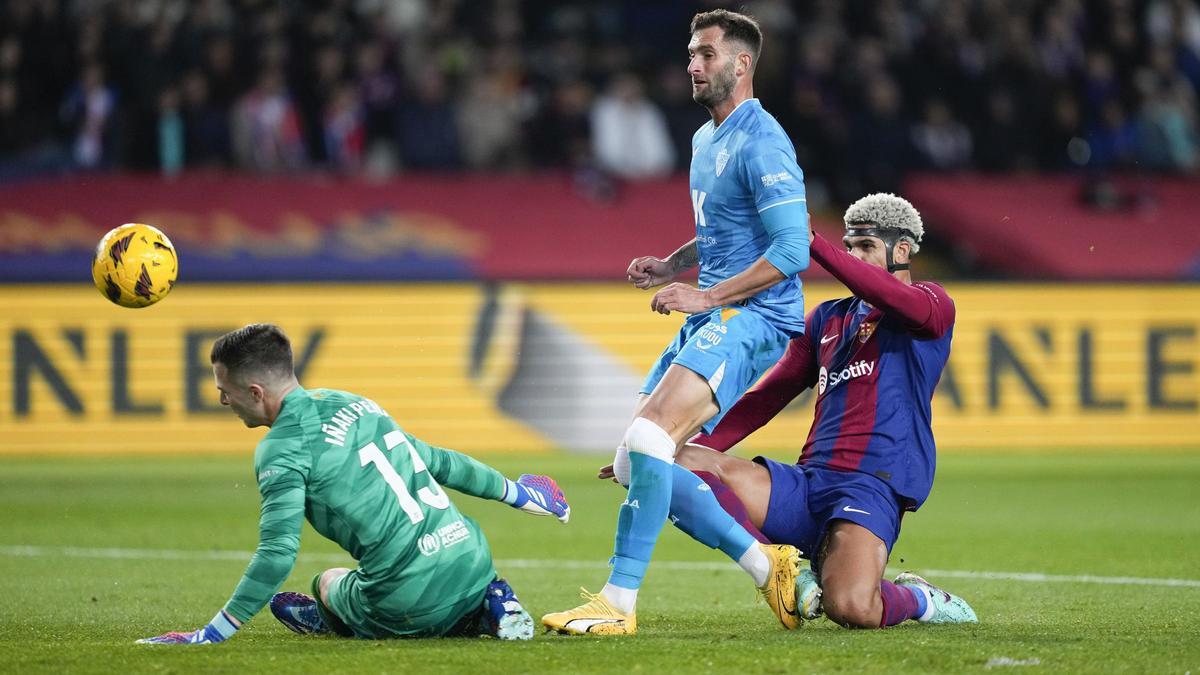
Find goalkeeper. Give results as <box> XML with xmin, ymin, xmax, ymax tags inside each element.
<box><xmin>138</xmin><ymin>323</ymin><xmax>570</xmax><ymax>644</ymax></box>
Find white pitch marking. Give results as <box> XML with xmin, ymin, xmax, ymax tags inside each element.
<box><xmin>1</xmin><ymin>545</ymin><xmax>1199</xmax><ymax>589</ymax></box>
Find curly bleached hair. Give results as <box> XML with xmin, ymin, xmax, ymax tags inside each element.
<box><xmin>843</xmin><ymin>193</ymin><xmax>924</xmax><ymax>254</ymax></box>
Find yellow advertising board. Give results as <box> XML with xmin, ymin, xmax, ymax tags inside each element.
<box><xmin>0</xmin><ymin>283</ymin><xmax>1196</xmax><ymax>454</ymax></box>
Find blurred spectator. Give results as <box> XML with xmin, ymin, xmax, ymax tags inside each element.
<box><xmin>458</xmin><ymin>45</ymin><xmax>529</xmax><ymax>170</ymax></box>
<box><xmin>60</xmin><ymin>63</ymin><xmax>117</xmax><ymax>169</ymax></box>
<box><xmin>181</xmin><ymin>69</ymin><xmax>231</xmax><ymax>168</ymax></box>
<box><xmin>1086</xmin><ymin>100</ymin><xmax>1138</xmax><ymax>171</ymax></box>
<box><xmin>324</xmin><ymin>81</ymin><xmax>366</xmax><ymax>174</ymax></box>
<box><xmin>0</xmin><ymin>0</ymin><xmax>1198</xmax><ymax>188</ymax></box>
<box><xmin>1146</xmin><ymin>0</ymin><xmax>1200</xmax><ymax>53</ymax></box>
<box><xmin>356</xmin><ymin>41</ymin><xmax>400</xmax><ymax>146</ymax></box>
<box><xmin>1038</xmin><ymin>94</ymin><xmax>1085</xmax><ymax>170</ymax></box>
<box><xmin>1082</xmin><ymin>51</ymin><xmax>1121</xmax><ymax>112</ymax></box>
<box><xmin>910</xmin><ymin>99</ymin><xmax>973</xmax><ymax>171</ymax></box>
<box><xmin>203</xmin><ymin>36</ymin><xmax>240</xmax><ymax>108</ymax></box>
<box><xmin>652</xmin><ymin>64</ymin><xmax>709</xmax><ymax>173</ymax></box>
<box><xmin>848</xmin><ymin>74</ymin><xmax>910</xmax><ymax>196</ymax></box>
<box><xmin>590</xmin><ymin>73</ymin><xmax>674</xmax><ymax>179</ymax></box>
<box><xmin>526</xmin><ymin>80</ymin><xmax>593</xmax><ymax>169</ymax></box>
<box><xmin>974</xmin><ymin>89</ymin><xmax>1035</xmax><ymax>172</ymax></box>
<box><xmin>781</xmin><ymin>33</ymin><xmax>846</xmax><ymax>205</ymax></box>
<box><xmin>397</xmin><ymin>66</ymin><xmax>462</xmax><ymax>170</ymax></box>
<box><xmin>0</xmin><ymin>78</ymin><xmax>33</xmax><ymax>155</ymax></box>
<box><xmin>1135</xmin><ymin>71</ymin><xmax>1200</xmax><ymax>172</ymax></box>
<box><xmin>231</xmin><ymin>68</ymin><xmax>306</xmax><ymax>172</ymax></box>
<box><xmin>1037</xmin><ymin>2</ymin><xmax>1086</xmax><ymax>81</ymax></box>
<box><xmin>157</xmin><ymin>86</ymin><xmax>184</xmax><ymax>176</ymax></box>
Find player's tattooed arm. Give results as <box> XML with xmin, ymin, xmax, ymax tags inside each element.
<box><xmin>627</xmin><ymin>239</ymin><xmax>697</xmax><ymax>290</ymax></box>
<box><xmin>669</xmin><ymin>239</ymin><xmax>699</xmax><ymax>273</ymax></box>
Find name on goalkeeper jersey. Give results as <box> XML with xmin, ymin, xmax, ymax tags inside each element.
<box><xmin>322</xmin><ymin>399</ymin><xmax>387</xmax><ymax>447</ymax></box>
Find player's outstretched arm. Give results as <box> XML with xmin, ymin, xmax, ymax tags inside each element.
<box><xmin>137</xmin><ymin>469</ymin><xmax>306</xmax><ymax>645</ymax></box>
<box><xmin>501</xmin><ymin>474</ymin><xmax>570</xmax><ymax>523</ymax></box>
<box><xmin>809</xmin><ymin>233</ymin><xmax>955</xmax><ymax>338</ymax></box>
<box><xmin>136</xmin><ymin>610</ymin><xmax>241</xmax><ymax>645</ymax></box>
<box><xmin>412</xmin><ymin>434</ymin><xmax>570</xmax><ymax>523</ymax></box>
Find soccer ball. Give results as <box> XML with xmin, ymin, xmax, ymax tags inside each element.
<box><xmin>91</xmin><ymin>223</ymin><xmax>178</xmax><ymax>308</ymax></box>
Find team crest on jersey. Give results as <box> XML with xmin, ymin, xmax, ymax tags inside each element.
<box><xmin>858</xmin><ymin>321</ymin><xmax>878</xmax><ymax>343</ymax></box>
<box><xmin>715</xmin><ymin>147</ymin><xmax>730</xmax><ymax>176</ymax></box>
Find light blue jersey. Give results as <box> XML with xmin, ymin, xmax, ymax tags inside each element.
<box><xmin>690</xmin><ymin>98</ymin><xmax>808</xmax><ymax>336</ymax></box>
<box><xmin>639</xmin><ymin>98</ymin><xmax>809</xmax><ymax>433</ymax></box>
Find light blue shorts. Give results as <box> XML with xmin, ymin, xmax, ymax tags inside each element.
<box><xmin>640</xmin><ymin>306</ymin><xmax>790</xmax><ymax>434</ymax></box>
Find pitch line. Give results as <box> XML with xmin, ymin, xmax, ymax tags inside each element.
<box><xmin>2</xmin><ymin>545</ymin><xmax>1198</xmax><ymax>589</ymax></box>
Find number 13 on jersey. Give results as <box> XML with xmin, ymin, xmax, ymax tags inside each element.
<box><xmin>358</xmin><ymin>430</ymin><xmax>450</xmax><ymax>524</ymax></box>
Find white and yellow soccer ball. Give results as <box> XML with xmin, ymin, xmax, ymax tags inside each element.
<box><xmin>91</xmin><ymin>223</ymin><xmax>179</xmax><ymax>308</ymax></box>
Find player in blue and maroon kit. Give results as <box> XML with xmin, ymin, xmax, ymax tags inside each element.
<box><xmin>677</xmin><ymin>193</ymin><xmax>977</xmax><ymax>629</ymax></box>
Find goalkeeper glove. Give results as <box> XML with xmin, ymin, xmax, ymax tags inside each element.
<box><xmin>137</xmin><ymin>609</ymin><xmax>240</xmax><ymax>645</ymax></box>
<box><xmin>502</xmin><ymin>474</ymin><xmax>570</xmax><ymax>523</ymax></box>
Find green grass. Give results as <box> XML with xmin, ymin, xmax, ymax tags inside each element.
<box><xmin>1</xmin><ymin>451</ymin><xmax>1198</xmax><ymax>673</ymax></box>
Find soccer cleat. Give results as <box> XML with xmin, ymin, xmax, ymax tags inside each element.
<box><xmin>270</xmin><ymin>592</ymin><xmax>331</xmax><ymax>635</ymax></box>
<box><xmin>893</xmin><ymin>572</ymin><xmax>978</xmax><ymax>624</ymax></box>
<box><xmin>483</xmin><ymin>578</ymin><xmax>535</xmax><ymax>640</ymax></box>
<box><xmin>758</xmin><ymin>543</ymin><xmax>803</xmax><ymax>629</ymax></box>
<box><xmin>796</xmin><ymin>566</ymin><xmax>824</xmax><ymax>621</ymax></box>
<box><xmin>541</xmin><ymin>589</ymin><xmax>637</xmax><ymax>636</ymax></box>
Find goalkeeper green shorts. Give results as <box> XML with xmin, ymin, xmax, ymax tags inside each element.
<box><xmin>312</xmin><ymin>571</ymin><xmax>489</xmax><ymax>639</ymax></box>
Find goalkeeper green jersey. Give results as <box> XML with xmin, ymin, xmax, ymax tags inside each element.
<box><xmin>221</xmin><ymin>386</ymin><xmax>505</xmax><ymax>625</ymax></box>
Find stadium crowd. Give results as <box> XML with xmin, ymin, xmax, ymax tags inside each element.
<box><xmin>2</xmin><ymin>0</ymin><xmax>1199</xmax><ymax>205</ymax></box>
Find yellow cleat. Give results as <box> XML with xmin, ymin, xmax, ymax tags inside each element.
<box><xmin>541</xmin><ymin>589</ymin><xmax>637</xmax><ymax>636</ymax></box>
<box><xmin>758</xmin><ymin>543</ymin><xmax>803</xmax><ymax>629</ymax></box>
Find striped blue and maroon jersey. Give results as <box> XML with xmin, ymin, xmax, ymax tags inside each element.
<box><xmin>694</xmin><ymin>234</ymin><xmax>955</xmax><ymax>510</ymax></box>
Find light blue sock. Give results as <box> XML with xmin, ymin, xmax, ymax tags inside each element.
<box><xmin>668</xmin><ymin>464</ymin><xmax>757</xmax><ymax>560</ymax></box>
<box><xmin>609</xmin><ymin>451</ymin><xmax>673</xmax><ymax>589</ymax></box>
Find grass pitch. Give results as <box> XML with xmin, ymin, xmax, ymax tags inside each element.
<box><xmin>1</xmin><ymin>451</ymin><xmax>1197</xmax><ymax>673</ymax></box>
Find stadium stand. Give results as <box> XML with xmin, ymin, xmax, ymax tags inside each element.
<box><xmin>2</xmin><ymin>0</ymin><xmax>1199</xmax><ymax>279</ymax></box>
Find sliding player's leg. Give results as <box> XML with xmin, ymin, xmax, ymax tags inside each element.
<box><xmin>813</xmin><ymin>467</ymin><xmax>965</xmax><ymax>628</ymax></box>
<box><xmin>818</xmin><ymin>520</ymin><xmax>976</xmax><ymax>627</ymax></box>
<box><xmin>817</xmin><ymin>522</ymin><xmax>894</xmax><ymax>628</ymax></box>
<box><xmin>675</xmin><ymin>443</ymin><xmax>774</xmax><ymax>533</ymax></box>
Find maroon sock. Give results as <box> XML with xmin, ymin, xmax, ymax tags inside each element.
<box><xmin>879</xmin><ymin>579</ymin><xmax>922</xmax><ymax>627</ymax></box>
<box><xmin>692</xmin><ymin>470</ymin><xmax>771</xmax><ymax>544</ymax></box>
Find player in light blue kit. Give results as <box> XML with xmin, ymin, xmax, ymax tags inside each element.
<box><xmin>543</xmin><ymin>9</ymin><xmax>811</xmax><ymax>636</ymax></box>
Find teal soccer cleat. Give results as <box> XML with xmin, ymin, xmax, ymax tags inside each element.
<box><xmin>796</xmin><ymin>566</ymin><xmax>823</xmax><ymax>621</ymax></box>
<box><xmin>893</xmin><ymin>572</ymin><xmax>978</xmax><ymax>624</ymax></box>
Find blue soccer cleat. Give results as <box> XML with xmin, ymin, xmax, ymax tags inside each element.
<box><xmin>483</xmin><ymin>578</ymin><xmax>534</xmax><ymax>640</ymax></box>
<box><xmin>270</xmin><ymin>592</ymin><xmax>332</xmax><ymax>635</ymax></box>
<box><xmin>893</xmin><ymin>572</ymin><xmax>978</xmax><ymax>624</ymax></box>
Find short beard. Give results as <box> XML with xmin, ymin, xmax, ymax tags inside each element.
<box><xmin>693</xmin><ymin>59</ymin><xmax>736</xmax><ymax>109</ymax></box>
